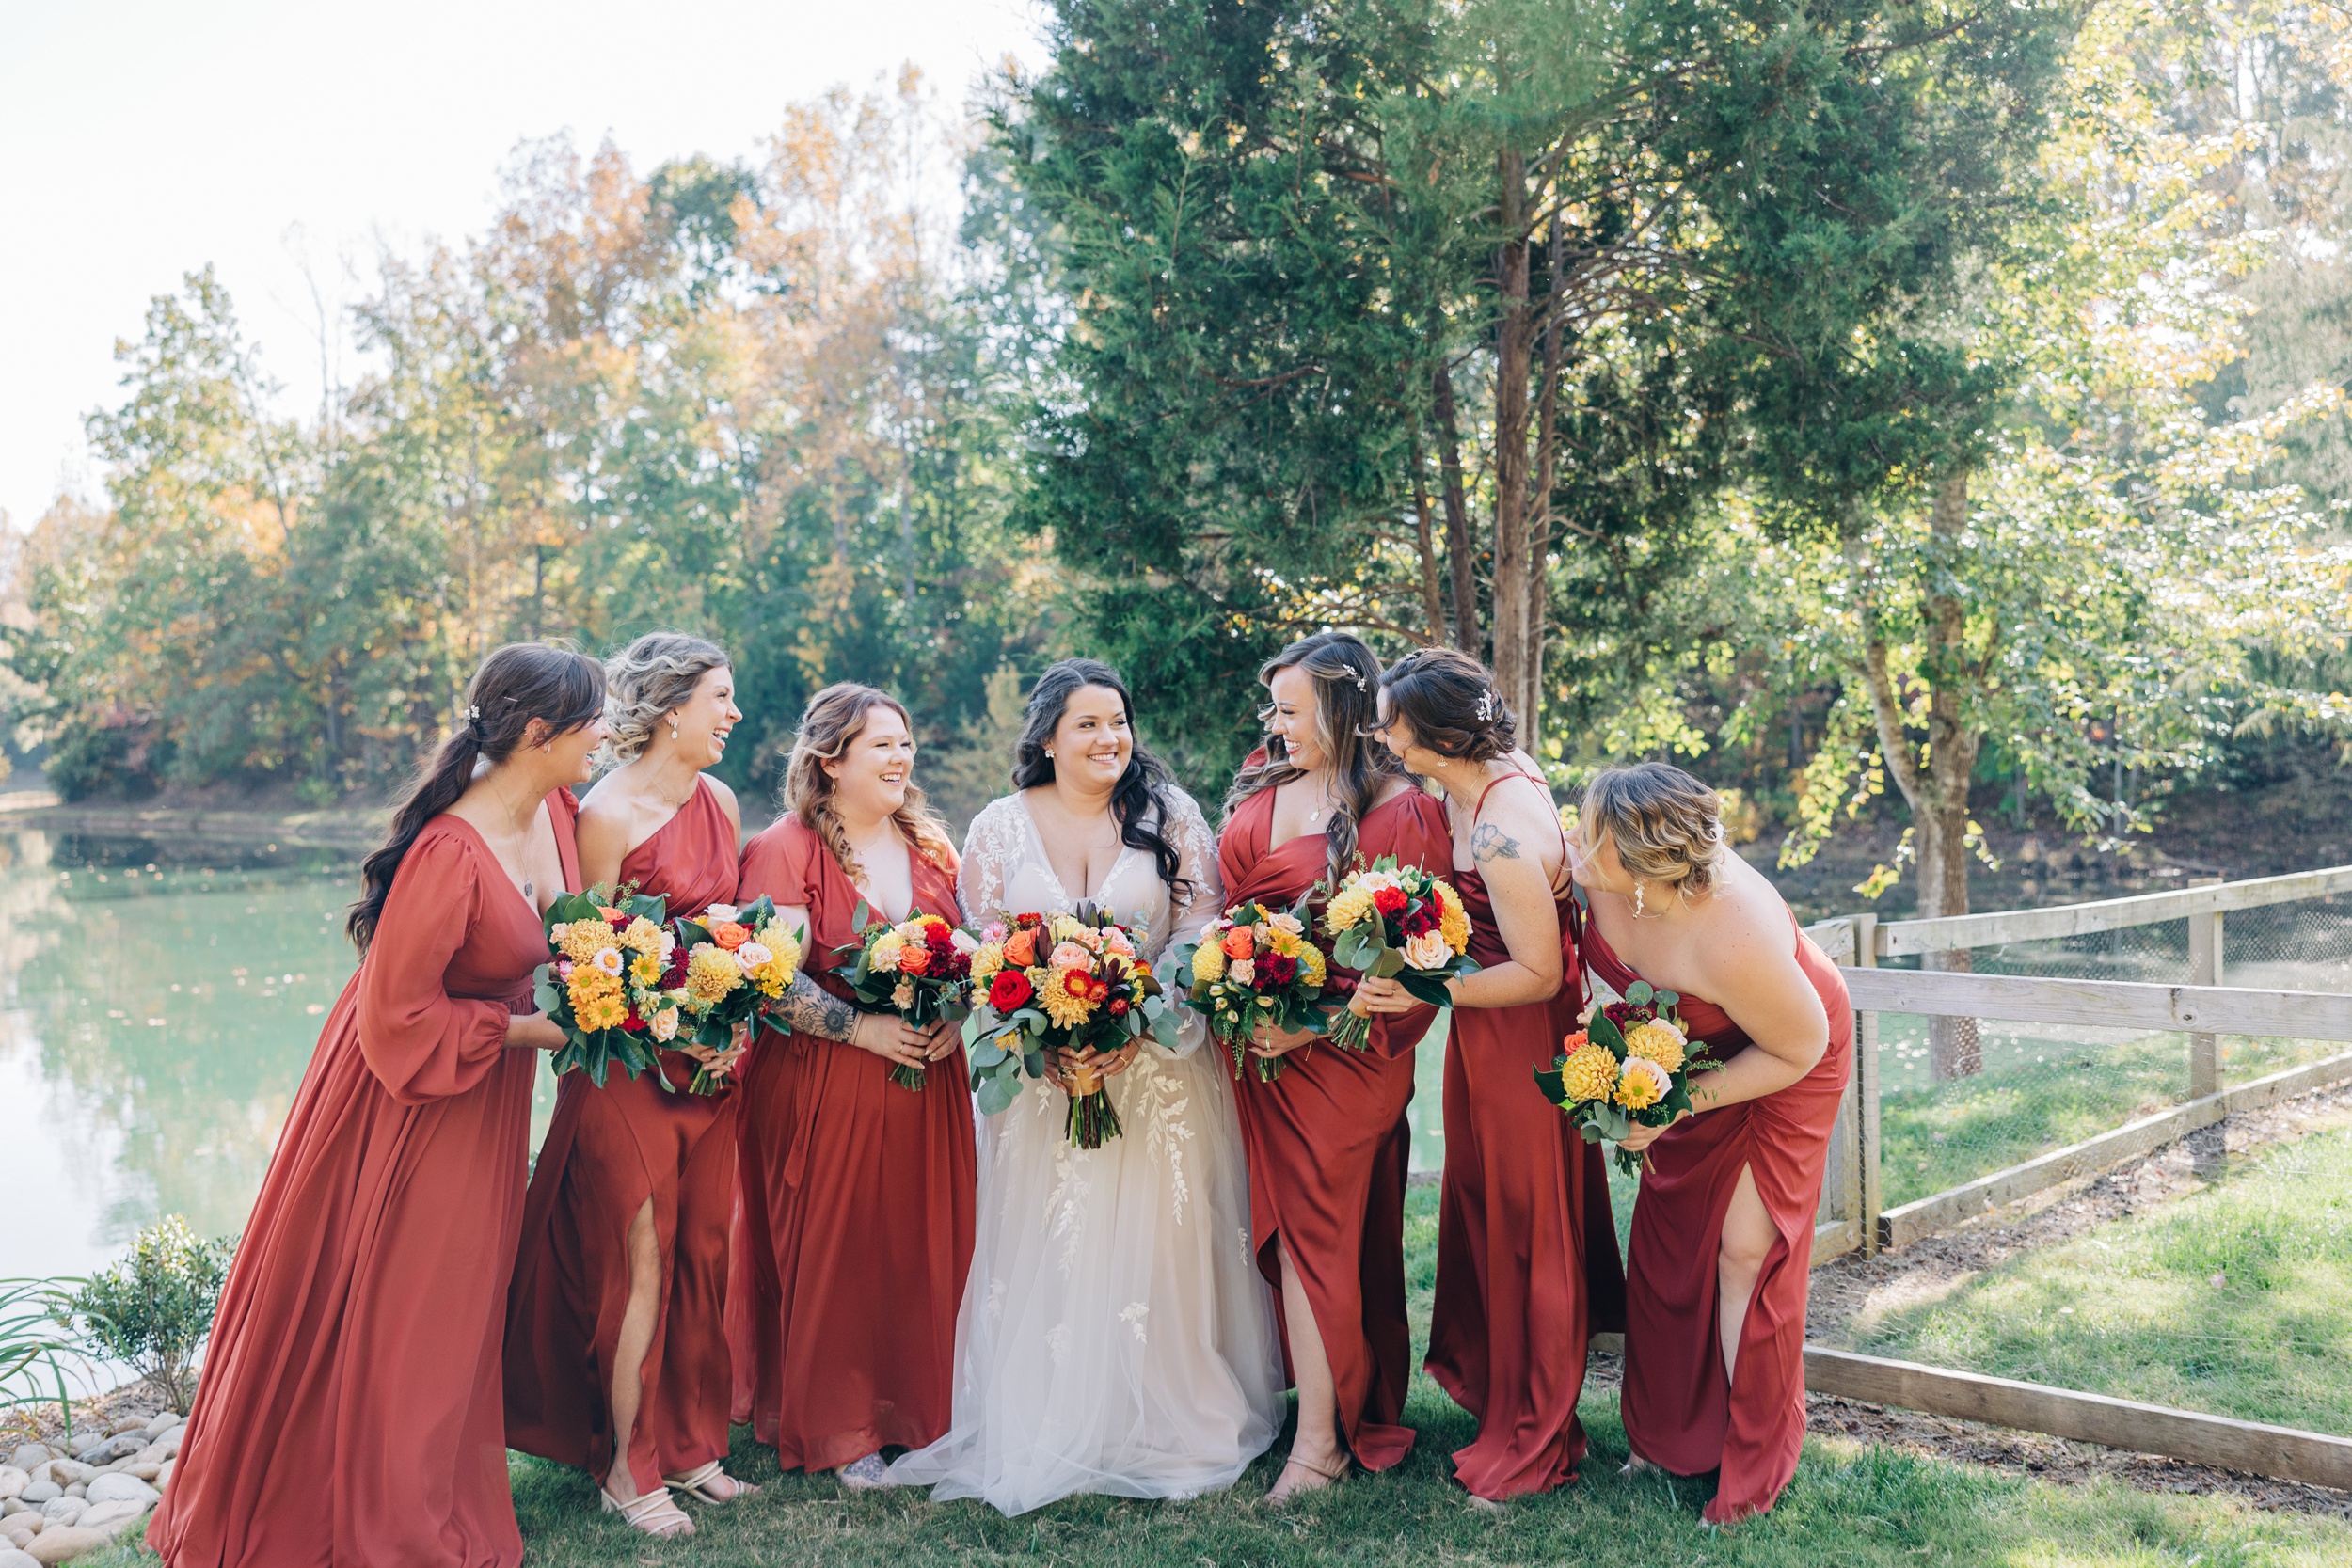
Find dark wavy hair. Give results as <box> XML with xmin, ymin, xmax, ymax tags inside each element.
<box><xmin>346</xmin><ymin>642</ymin><xmax>606</xmax><ymax>953</ymax></box>
<box><xmin>1010</xmin><ymin>658</ymin><xmax>1188</xmax><ymax>901</ymax></box>
<box><xmin>1377</xmin><ymin>646</ymin><xmax>1517</xmax><ymax>763</ymax></box>
<box><xmin>1225</xmin><ymin>632</ymin><xmax>1401</xmax><ymax>889</ymax></box>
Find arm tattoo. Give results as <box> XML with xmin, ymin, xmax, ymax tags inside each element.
<box><xmin>1470</xmin><ymin>823</ymin><xmax>1523</xmax><ymax>863</ymax></box>
<box><xmin>772</xmin><ymin>973</ymin><xmax>859</xmax><ymax>1042</ymax></box>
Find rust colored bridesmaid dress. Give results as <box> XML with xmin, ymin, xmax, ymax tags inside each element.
<box><xmin>1584</xmin><ymin>917</ymin><xmax>1853</xmax><ymax>1523</ymax></box>
<box><xmin>1218</xmin><ymin>786</ymin><xmax>1450</xmax><ymax>1472</ymax></box>
<box><xmin>149</xmin><ymin>793</ymin><xmax>580</xmax><ymax>1568</ymax></box>
<box><xmin>504</xmin><ymin>777</ymin><xmax>740</xmax><ymax>1497</ymax></box>
<box><xmin>725</xmin><ymin>820</ymin><xmax>976</xmax><ymax>1469</ymax></box>
<box><xmin>1424</xmin><ymin>771</ymin><xmax>1627</xmax><ymax>1501</ymax></box>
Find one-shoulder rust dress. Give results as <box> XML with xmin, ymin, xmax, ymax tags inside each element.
<box><xmin>1424</xmin><ymin>771</ymin><xmax>1627</xmax><ymax>1501</ymax></box>
<box><xmin>1583</xmin><ymin>915</ymin><xmax>1852</xmax><ymax>1523</ymax></box>
<box><xmin>1218</xmin><ymin>785</ymin><xmax>1451</xmax><ymax>1472</ymax></box>
<box><xmin>726</xmin><ymin>819</ymin><xmax>976</xmax><ymax>1469</ymax></box>
<box><xmin>150</xmin><ymin>794</ymin><xmax>580</xmax><ymax>1568</ymax></box>
<box><xmin>504</xmin><ymin>776</ymin><xmax>741</xmax><ymax>1495</ymax></box>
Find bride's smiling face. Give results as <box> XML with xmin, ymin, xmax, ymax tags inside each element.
<box><xmin>1050</xmin><ymin>684</ymin><xmax>1134</xmax><ymax>791</ymax></box>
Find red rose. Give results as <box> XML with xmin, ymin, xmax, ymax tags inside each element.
<box><xmin>989</xmin><ymin>970</ymin><xmax>1035</xmax><ymax>1011</ymax></box>
<box><xmin>898</xmin><ymin>944</ymin><xmax>933</xmax><ymax>976</ymax></box>
<box><xmin>1373</xmin><ymin>885</ymin><xmax>1407</xmax><ymax>915</ymax></box>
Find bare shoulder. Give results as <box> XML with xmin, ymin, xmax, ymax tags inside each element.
<box><xmin>1684</xmin><ymin>863</ymin><xmax>1798</xmax><ymax>984</ymax></box>
<box><xmin>701</xmin><ymin>771</ymin><xmax>741</xmax><ymax>832</ymax></box>
<box><xmin>1469</xmin><ymin>770</ymin><xmax>1558</xmax><ymax>868</ymax></box>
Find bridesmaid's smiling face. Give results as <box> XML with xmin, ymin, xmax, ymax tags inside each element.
<box><xmin>824</xmin><ymin>702</ymin><xmax>917</xmax><ymax>820</ymax></box>
<box><xmin>1370</xmin><ymin>691</ymin><xmax>1440</xmax><ymax>777</ymax></box>
<box><xmin>1263</xmin><ymin>664</ymin><xmax>1327</xmax><ymax>770</ymax></box>
<box><xmin>1050</xmin><ymin>684</ymin><xmax>1134</xmax><ymax>792</ymax></box>
<box><xmin>668</xmin><ymin>665</ymin><xmax>741</xmax><ymax>770</ymax></box>
<box><xmin>533</xmin><ymin>709</ymin><xmax>612</xmax><ymax>785</ymax></box>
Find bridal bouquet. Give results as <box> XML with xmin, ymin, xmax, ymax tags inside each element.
<box><xmin>963</xmin><ymin>908</ymin><xmax>1177</xmax><ymax>1148</ymax></box>
<box><xmin>667</xmin><ymin>898</ymin><xmax>803</xmax><ymax>1094</ymax></box>
<box><xmin>1320</xmin><ymin>856</ymin><xmax>1477</xmax><ymax>1051</ymax></box>
<box><xmin>534</xmin><ymin>888</ymin><xmax>676</xmax><ymax>1087</ymax></box>
<box><xmin>834</xmin><ymin>906</ymin><xmax>978</xmax><ymax>1091</ymax></box>
<box><xmin>1172</xmin><ymin>895</ymin><xmax>1330</xmax><ymax>1083</ymax></box>
<box><xmin>1534</xmin><ymin>979</ymin><xmax>1718</xmax><ymax>1173</ymax></box>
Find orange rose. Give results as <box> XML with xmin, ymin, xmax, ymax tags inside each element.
<box><xmin>1005</xmin><ymin>928</ymin><xmax>1039</xmax><ymax>967</ymax></box>
<box><xmin>711</xmin><ymin>921</ymin><xmax>751</xmax><ymax>951</ymax></box>
<box><xmin>1220</xmin><ymin>927</ymin><xmax>1256</xmax><ymax>959</ymax></box>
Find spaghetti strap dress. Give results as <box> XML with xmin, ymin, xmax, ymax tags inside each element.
<box><xmin>1425</xmin><ymin>771</ymin><xmax>1627</xmax><ymax>1500</ymax></box>
<box><xmin>504</xmin><ymin>776</ymin><xmax>741</xmax><ymax>1496</ymax></box>
<box><xmin>1581</xmin><ymin>914</ymin><xmax>1853</xmax><ymax>1523</ymax></box>
<box><xmin>1219</xmin><ymin>785</ymin><xmax>1452</xmax><ymax>1471</ymax></box>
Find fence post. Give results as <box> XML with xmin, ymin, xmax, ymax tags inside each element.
<box><xmin>2188</xmin><ymin>909</ymin><xmax>2224</xmax><ymax>1177</ymax></box>
<box><xmin>1818</xmin><ymin>919</ymin><xmax>1861</xmax><ymax>1246</ymax></box>
<box><xmin>1853</xmin><ymin>911</ymin><xmax>1883</xmax><ymax>1255</ymax></box>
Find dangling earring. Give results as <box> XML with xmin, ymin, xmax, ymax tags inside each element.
<box><xmin>668</xmin><ymin>715</ymin><xmax>680</xmax><ymax>741</ymax></box>
<box><xmin>1632</xmin><ymin>879</ymin><xmax>1647</xmax><ymax>918</ymax></box>
<box><xmin>540</xmin><ymin>741</ymin><xmax>551</xmax><ymax>754</ymax></box>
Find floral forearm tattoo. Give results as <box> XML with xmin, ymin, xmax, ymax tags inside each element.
<box><xmin>772</xmin><ymin>973</ymin><xmax>859</xmax><ymax>1041</ymax></box>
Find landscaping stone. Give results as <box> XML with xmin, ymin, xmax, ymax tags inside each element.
<box><xmin>101</xmin><ymin>1419</ymin><xmax>144</xmax><ymax>1439</ymax></box>
<box><xmin>55</xmin><ymin>1489</ymin><xmax>76</xmax><ymax>1503</ymax></box>
<box><xmin>0</xmin><ymin>1513</ymin><xmax>32</xmax><ymax>1541</ymax></box>
<box><xmin>139</xmin><ymin>1414</ymin><xmax>177</xmax><ymax>1438</ymax></box>
<box><xmin>83</xmin><ymin>1478</ymin><xmax>153</xmax><ymax>1510</ymax></box>
<box><xmin>26</xmin><ymin>1526</ymin><xmax>111</xmax><ymax>1564</ymax></box>
<box><xmin>0</xmin><ymin>1473</ymin><xmax>20</xmax><ymax>1504</ymax></box>
<box><xmin>70</xmin><ymin>1502</ymin><xmax>145</xmax><ymax>1538</ymax></box>
<box><xmin>0</xmin><ymin>1545</ymin><xmax>37</xmax><ymax>1568</ymax></box>
<box><xmin>34</xmin><ymin>1501</ymin><xmax>78</xmax><ymax>1528</ymax></box>
<box><xmin>153</xmin><ymin>1430</ymin><xmax>183</xmax><ymax>1457</ymax></box>
<box><xmin>39</xmin><ymin>1466</ymin><xmax>86</xmax><ymax>1490</ymax></box>
<box><xmin>155</xmin><ymin>1461</ymin><xmax>172</xmax><ymax>1493</ymax></box>
<box><xmin>124</xmin><ymin>1465</ymin><xmax>159</xmax><ymax>1483</ymax></box>
<box><xmin>16</xmin><ymin>1486</ymin><xmax>56</xmax><ymax>1509</ymax></box>
<box><xmin>0</xmin><ymin>1455</ymin><xmax>40</xmax><ymax>1479</ymax></box>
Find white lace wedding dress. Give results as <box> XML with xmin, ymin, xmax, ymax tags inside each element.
<box><xmin>887</xmin><ymin>789</ymin><xmax>1282</xmax><ymax>1515</ymax></box>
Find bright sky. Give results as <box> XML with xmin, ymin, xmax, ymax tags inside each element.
<box><xmin>0</xmin><ymin>0</ymin><xmax>1048</xmax><ymax>532</ymax></box>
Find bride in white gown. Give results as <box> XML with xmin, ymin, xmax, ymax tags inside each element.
<box><xmin>888</xmin><ymin>659</ymin><xmax>1281</xmax><ymax>1515</ymax></box>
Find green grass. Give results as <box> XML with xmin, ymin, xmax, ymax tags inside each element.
<box><xmin>81</xmin><ymin>1186</ymin><xmax>2352</xmax><ymax>1567</ymax></box>
<box><xmin>1858</xmin><ymin>1124</ymin><xmax>2352</xmax><ymax>1435</ymax></box>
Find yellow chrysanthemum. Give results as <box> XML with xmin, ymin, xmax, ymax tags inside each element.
<box><xmin>686</xmin><ymin>944</ymin><xmax>742</xmax><ymax>1006</ymax></box>
<box><xmin>557</xmin><ymin>920</ymin><xmax>620</xmax><ymax>964</ymax></box>
<box><xmin>1559</xmin><ymin>1041</ymin><xmax>1620</xmax><ymax>1104</ymax></box>
<box><xmin>621</xmin><ymin>916</ymin><xmax>665</xmax><ymax>956</ymax></box>
<box><xmin>758</xmin><ymin>923</ymin><xmax>803</xmax><ymax>977</ymax></box>
<box><xmin>1049</xmin><ymin>913</ymin><xmax>1090</xmax><ymax>944</ymax></box>
<box><xmin>567</xmin><ymin>967</ymin><xmax>627</xmax><ymax>1031</ymax></box>
<box><xmin>749</xmin><ymin>958</ymin><xmax>793</xmax><ymax>998</ymax></box>
<box><xmin>630</xmin><ymin>953</ymin><xmax>662</xmax><ymax>987</ymax></box>
<box><xmin>1323</xmin><ymin>882</ymin><xmax>1377</xmax><ymax>937</ymax></box>
<box><xmin>1193</xmin><ymin>939</ymin><xmax>1227</xmax><ymax>982</ymax></box>
<box><xmin>971</xmin><ymin>942</ymin><xmax>1005</xmax><ymax>983</ymax></box>
<box><xmin>1624</xmin><ymin>1020</ymin><xmax>1686</xmax><ymax>1074</ymax></box>
<box><xmin>1297</xmin><ymin>945</ymin><xmax>1327</xmax><ymax>988</ymax></box>
<box><xmin>1038</xmin><ymin>966</ymin><xmax>1094</xmax><ymax>1028</ymax></box>
<box><xmin>1265</xmin><ymin>926</ymin><xmax>1303</xmax><ymax>958</ymax></box>
<box><xmin>1614</xmin><ymin>1057</ymin><xmax>1670</xmax><ymax>1111</ymax></box>
<box><xmin>1434</xmin><ymin>881</ymin><xmax>1470</xmax><ymax>954</ymax></box>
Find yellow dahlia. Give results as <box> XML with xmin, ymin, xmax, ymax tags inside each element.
<box><xmin>557</xmin><ymin>921</ymin><xmax>620</xmax><ymax>964</ymax></box>
<box><xmin>1298</xmin><ymin>945</ymin><xmax>1327</xmax><ymax>987</ymax></box>
<box><xmin>1323</xmin><ymin>882</ymin><xmax>1377</xmax><ymax>937</ymax></box>
<box><xmin>1559</xmin><ymin>1041</ymin><xmax>1620</xmax><ymax>1103</ymax></box>
<box><xmin>971</xmin><ymin>942</ymin><xmax>1005</xmax><ymax>983</ymax></box>
<box><xmin>1434</xmin><ymin>881</ymin><xmax>1470</xmax><ymax>954</ymax></box>
<box><xmin>1614</xmin><ymin>1057</ymin><xmax>1670</xmax><ymax>1111</ymax></box>
<box><xmin>686</xmin><ymin>944</ymin><xmax>743</xmax><ymax>1006</ymax></box>
<box><xmin>1624</xmin><ymin>1020</ymin><xmax>1686</xmax><ymax>1074</ymax></box>
<box><xmin>1193</xmin><ymin>939</ymin><xmax>1227</xmax><ymax>982</ymax></box>
<box><xmin>621</xmin><ymin>916</ymin><xmax>665</xmax><ymax>956</ymax></box>
<box><xmin>1038</xmin><ymin>966</ymin><xmax>1094</xmax><ymax>1028</ymax></box>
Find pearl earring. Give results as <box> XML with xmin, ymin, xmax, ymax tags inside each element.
<box><xmin>1632</xmin><ymin>879</ymin><xmax>1647</xmax><ymax>918</ymax></box>
<box><xmin>669</xmin><ymin>717</ymin><xmax>680</xmax><ymax>741</ymax></box>
<box><xmin>1044</xmin><ymin>748</ymin><xmax>1055</xmax><ymax>759</ymax></box>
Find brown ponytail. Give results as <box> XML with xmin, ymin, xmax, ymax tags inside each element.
<box><xmin>346</xmin><ymin>642</ymin><xmax>605</xmax><ymax>953</ymax></box>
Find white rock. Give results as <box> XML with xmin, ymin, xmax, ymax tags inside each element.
<box><xmin>26</xmin><ymin>1525</ymin><xmax>110</xmax><ymax>1565</ymax></box>
<box><xmin>154</xmin><ymin>1461</ymin><xmax>172</xmax><ymax>1493</ymax></box>
<box><xmin>54</xmin><ymin>1491</ymin><xmax>75</xmax><ymax>1504</ymax></box>
<box><xmin>68</xmin><ymin>1502</ymin><xmax>144</xmax><ymax>1538</ymax></box>
<box><xmin>38</xmin><ymin>1467</ymin><xmax>86</xmax><ymax>1491</ymax></box>
<box><xmin>81</xmin><ymin>1478</ymin><xmax>153</xmax><ymax>1509</ymax></box>
<box><xmin>12</xmin><ymin>1487</ymin><xmax>54</xmax><ymax>1509</ymax></box>
<box><xmin>33</xmin><ymin>1502</ymin><xmax>77</xmax><ymax>1528</ymax></box>
<box><xmin>0</xmin><ymin>1479</ymin><xmax>17</xmax><ymax>1508</ymax></box>
<box><xmin>101</xmin><ymin>1419</ymin><xmax>144</xmax><ymax>1439</ymax></box>
<box><xmin>0</xmin><ymin>1454</ymin><xmax>40</xmax><ymax>1479</ymax></box>
<box><xmin>139</xmin><ymin>1414</ymin><xmax>176</xmax><ymax>1439</ymax></box>
<box><xmin>0</xmin><ymin>1511</ymin><xmax>30</xmax><ymax>1536</ymax></box>
<box><xmin>0</xmin><ymin>1545</ymin><xmax>34</xmax><ymax>1567</ymax></box>
<box><xmin>152</xmin><ymin>1431</ymin><xmax>183</xmax><ymax>1458</ymax></box>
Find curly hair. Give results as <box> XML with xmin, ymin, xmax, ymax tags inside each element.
<box><xmin>1377</xmin><ymin>646</ymin><xmax>1516</xmax><ymax>763</ymax></box>
<box><xmin>1010</xmin><ymin>658</ymin><xmax>1189</xmax><ymax>902</ymax></box>
<box><xmin>781</xmin><ymin>683</ymin><xmax>955</xmax><ymax>887</ymax></box>
<box><xmin>1224</xmin><ymin>632</ymin><xmax>1401</xmax><ymax>889</ymax></box>
<box><xmin>1581</xmin><ymin>761</ymin><xmax>1728</xmax><ymax>900</ymax></box>
<box><xmin>600</xmin><ymin>632</ymin><xmax>730</xmax><ymax>767</ymax></box>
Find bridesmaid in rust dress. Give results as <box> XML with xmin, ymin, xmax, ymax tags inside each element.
<box><xmin>504</xmin><ymin>633</ymin><xmax>756</xmax><ymax>1539</ymax></box>
<box><xmin>728</xmin><ymin>682</ymin><xmax>972</xmax><ymax>1487</ymax></box>
<box><xmin>1356</xmin><ymin>648</ymin><xmax>1626</xmax><ymax>1504</ymax></box>
<box><xmin>1216</xmin><ymin>633</ymin><xmax>1450</xmax><ymax>1504</ymax></box>
<box><xmin>1572</xmin><ymin>762</ymin><xmax>1851</xmax><ymax>1524</ymax></box>
<box><xmin>150</xmin><ymin>642</ymin><xmax>606</xmax><ymax>1568</ymax></box>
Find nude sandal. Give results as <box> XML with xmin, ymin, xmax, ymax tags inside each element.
<box><xmin>601</xmin><ymin>1482</ymin><xmax>694</xmax><ymax>1538</ymax></box>
<box><xmin>663</xmin><ymin>1460</ymin><xmax>758</xmax><ymax>1504</ymax></box>
<box><xmin>1266</xmin><ymin>1448</ymin><xmax>1350</xmax><ymax>1507</ymax></box>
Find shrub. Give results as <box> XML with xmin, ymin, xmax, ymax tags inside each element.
<box><xmin>56</xmin><ymin>1217</ymin><xmax>234</xmax><ymax>1411</ymax></box>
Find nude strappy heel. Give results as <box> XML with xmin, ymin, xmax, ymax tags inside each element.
<box><xmin>602</xmin><ymin>1482</ymin><xmax>694</xmax><ymax>1538</ymax></box>
<box><xmin>663</xmin><ymin>1460</ymin><xmax>758</xmax><ymax>1504</ymax></box>
<box><xmin>1266</xmin><ymin>1447</ymin><xmax>1351</xmax><ymax>1507</ymax></box>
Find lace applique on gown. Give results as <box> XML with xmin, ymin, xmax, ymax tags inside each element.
<box><xmin>886</xmin><ymin>789</ymin><xmax>1281</xmax><ymax>1514</ymax></box>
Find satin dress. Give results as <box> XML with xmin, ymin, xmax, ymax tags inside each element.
<box><xmin>1584</xmin><ymin>915</ymin><xmax>1853</xmax><ymax>1523</ymax></box>
<box><xmin>504</xmin><ymin>777</ymin><xmax>740</xmax><ymax>1495</ymax></box>
<box><xmin>150</xmin><ymin>794</ymin><xmax>580</xmax><ymax>1568</ymax></box>
<box><xmin>725</xmin><ymin>819</ymin><xmax>977</xmax><ymax>1469</ymax></box>
<box><xmin>1217</xmin><ymin>785</ymin><xmax>1450</xmax><ymax>1472</ymax></box>
<box><xmin>1424</xmin><ymin>772</ymin><xmax>1628</xmax><ymax>1500</ymax></box>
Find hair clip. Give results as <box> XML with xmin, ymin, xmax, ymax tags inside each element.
<box><xmin>1346</xmin><ymin>668</ymin><xmax>1367</xmax><ymax>691</ymax></box>
<box><xmin>1475</xmin><ymin>689</ymin><xmax>1498</xmax><ymax>722</ymax></box>
<box><xmin>466</xmin><ymin>705</ymin><xmax>481</xmax><ymax>721</ymax></box>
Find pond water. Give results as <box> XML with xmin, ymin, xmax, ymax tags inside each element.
<box><xmin>0</xmin><ymin>826</ymin><xmax>1458</xmax><ymax>1282</ymax></box>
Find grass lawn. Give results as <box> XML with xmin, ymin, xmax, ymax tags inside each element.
<box><xmin>82</xmin><ymin>1185</ymin><xmax>2352</xmax><ymax>1567</ymax></box>
<box><xmin>1857</xmin><ymin>1124</ymin><xmax>2352</xmax><ymax>1436</ymax></box>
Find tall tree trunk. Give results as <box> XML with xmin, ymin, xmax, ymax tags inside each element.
<box><xmin>1487</xmin><ymin>149</ymin><xmax>1535</xmax><ymax>734</ymax></box>
<box><xmin>1408</xmin><ymin>434</ymin><xmax>1450</xmax><ymax>644</ymax></box>
<box><xmin>1520</xmin><ymin>210</ymin><xmax>1564</xmax><ymax>749</ymax></box>
<box><xmin>1431</xmin><ymin>356</ymin><xmax>1478</xmax><ymax>651</ymax></box>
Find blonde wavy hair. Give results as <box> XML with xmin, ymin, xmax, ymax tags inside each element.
<box><xmin>1581</xmin><ymin>761</ymin><xmax>1728</xmax><ymax>902</ymax></box>
<box><xmin>602</xmin><ymin>631</ymin><xmax>729</xmax><ymax>766</ymax></box>
<box><xmin>782</xmin><ymin>682</ymin><xmax>955</xmax><ymax>885</ymax></box>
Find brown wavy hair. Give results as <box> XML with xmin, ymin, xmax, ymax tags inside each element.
<box><xmin>1224</xmin><ymin>632</ymin><xmax>1401</xmax><ymax>889</ymax></box>
<box><xmin>781</xmin><ymin>683</ymin><xmax>955</xmax><ymax>886</ymax></box>
<box><xmin>1581</xmin><ymin>761</ymin><xmax>1727</xmax><ymax>899</ymax></box>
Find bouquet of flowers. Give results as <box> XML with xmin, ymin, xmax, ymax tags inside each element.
<box><xmin>666</xmin><ymin>898</ymin><xmax>803</xmax><ymax>1094</ymax></box>
<box><xmin>1171</xmin><ymin>895</ymin><xmax>1330</xmax><ymax>1082</ymax></box>
<box><xmin>534</xmin><ymin>888</ymin><xmax>677</xmax><ymax>1087</ymax></box>
<box><xmin>1534</xmin><ymin>979</ymin><xmax>1717</xmax><ymax>1173</ymax></box>
<box><xmin>1320</xmin><ymin>856</ymin><xmax>1478</xmax><ymax>1051</ymax></box>
<box><xmin>962</xmin><ymin>907</ymin><xmax>1177</xmax><ymax>1148</ymax></box>
<box><xmin>834</xmin><ymin>906</ymin><xmax>979</xmax><ymax>1091</ymax></box>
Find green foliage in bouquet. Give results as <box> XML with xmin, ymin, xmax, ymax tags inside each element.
<box><xmin>533</xmin><ymin>887</ymin><xmax>671</xmax><ymax>1087</ymax></box>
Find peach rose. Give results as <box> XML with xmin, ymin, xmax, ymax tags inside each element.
<box><xmin>1220</xmin><ymin>927</ymin><xmax>1256</xmax><ymax>959</ymax></box>
<box><xmin>711</xmin><ymin>921</ymin><xmax>751</xmax><ymax>952</ymax></box>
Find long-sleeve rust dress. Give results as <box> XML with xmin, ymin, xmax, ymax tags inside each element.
<box><xmin>1424</xmin><ymin>771</ymin><xmax>1628</xmax><ymax>1501</ymax></box>
<box><xmin>1583</xmin><ymin>915</ymin><xmax>1853</xmax><ymax>1524</ymax></box>
<box><xmin>504</xmin><ymin>777</ymin><xmax>740</xmax><ymax>1496</ymax></box>
<box><xmin>725</xmin><ymin>820</ymin><xmax>976</xmax><ymax>1469</ymax></box>
<box><xmin>149</xmin><ymin>795</ymin><xmax>580</xmax><ymax>1568</ymax></box>
<box><xmin>1217</xmin><ymin>786</ymin><xmax>1450</xmax><ymax>1472</ymax></box>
